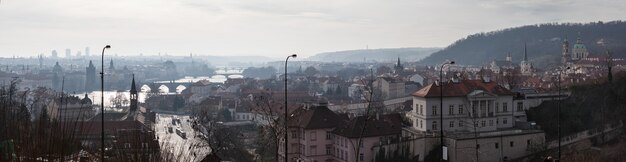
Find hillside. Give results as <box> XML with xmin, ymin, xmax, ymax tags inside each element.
<box><xmin>308</xmin><ymin>47</ymin><xmax>441</xmax><ymax>62</ymax></box>
<box><xmin>420</xmin><ymin>21</ymin><xmax>626</xmax><ymax>68</ymax></box>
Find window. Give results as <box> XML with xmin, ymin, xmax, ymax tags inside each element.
<box><xmin>477</xmin><ymin>144</ymin><xmax>480</xmax><ymax>149</ymax></box>
<box><xmin>510</xmin><ymin>141</ymin><xmax>514</xmax><ymax>147</ymax></box>
<box><xmin>432</xmin><ymin>121</ymin><xmax>438</xmax><ymax>130</ymax></box>
<box><xmin>360</xmin><ymin>153</ymin><xmax>364</xmax><ymax>161</ymax></box>
<box><xmin>449</xmin><ymin>105</ymin><xmax>454</xmax><ymax>115</ymax></box>
<box><xmin>481</xmin><ymin>120</ymin><xmax>486</xmax><ymax>127</ymax></box>
<box><xmin>489</xmin><ymin>120</ymin><xmax>493</xmax><ymax>126</ymax></box>
<box><xmin>459</xmin><ymin>121</ymin><xmax>464</xmax><ymax>127</ymax></box>
<box><xmin>527</xmin><ymin>140</ymin><xmax>531</xmax><ymax>146</ymax></box>
<box><xmin>326</xmin><ymin>145</ymin><xmax>332</xmax><ymax>155</ymax></box>
<box><xmin>517</xmin><ymin>102</ymin><xmax>523</xmax><ymax>112</ymax></box>
<box><xmin>458</xmin><ymin>105</ymin><xmax>464</xmax><ymax>115</ymax></box>
<box><xmin>496</xmin><ymin>102</ymin><xmax>499</xmax><ymax>112</ymax></box>
<box><xmin>310</xmin><ymin>145</ymin><xmax>317</xmax><ymax>155</ymax></box>
<box><xmin>503</xmin><ymin>102</ymin><xmax>508</xmax><ymax>112</ymax></box>
<box><xmin>301</xmin><ymin>129</ymin><xmax>305</xmax><ymax>139</ymax></box>
<box><xmin>125</xmin><ymin>143</ymin><xmax>131</xmax><ymax>149</ymax></box>
<box><xmin>432</xmin><ymin>105</ymin><xmax>437</xmax><ymax>115</ymax></box>
<box><xmin>503</xmin><ymin>118</ymin><xmax>508</xmax><ymax>124</ymax></box>
<box><xmin>420</xmin><ymin>120</ymin><xmax>423</xmax><ymax>128</ymax></box>
<box><xmin>291</xmin><ymin>130</ymin><xmax>297</xmax><ymax>139</ymax></box>
<box><xmin>326</xmin><ymin>131</ymin><xmax>331</xmax><ymax>140</ymax></box>
<box><xmin>449</xmin><ymin>121</ymin><xmax>454</xmax><ymax>128</ymax></box>
<box><xmin>420</xmin><ymin>105</ymin><xmax>424</xmax><ymax>115</ymax></box>
<box><xmin>311</xmin><ymin>131</ymin><xmax>317</xmax><ymax>141</ymax></box>
<box><xmin>495</xmin><ymin>142</ymin><xmax>499</xmax><ymax>149</ymax></box>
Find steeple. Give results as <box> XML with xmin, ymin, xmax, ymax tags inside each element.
<box><xmin>524</xmin><ymin>43</ymin><xmax>528</xmax><ymax>61</ymax></box>
<box><xmin>397</xmin><ymin>57</ymin><xmax>401</xmax><ymax>66</ymax></box>
<box><xmin>109</xmin><ymin>59</ymin><xmax>115</xmax><ymax>70</ymax></box>
<box><xmin>129</xmin><ymin>74</ymin><xmax>138</xmax><ymax>112</ymax></box>
<box><xmin>130</xmin><ymin>74</ymin><xmax>137</xmax><ymax>94</ymax></box>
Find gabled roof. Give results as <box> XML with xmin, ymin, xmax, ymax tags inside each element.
<box><xmin>288</xmin><ymin>105</ymin><xmax>346</xmax><ymax>129</ymax></box>
<box><xmin>412</xmin><ymin>80</ymin><xmax>513</xmax><ymax>97</ymax></box>
<box><xmin>332</xmin><ymin>113</ymin><xmax>402</xmax><ymax>138</ymax></box>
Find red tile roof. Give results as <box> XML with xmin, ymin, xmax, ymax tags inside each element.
<box><xmin>332</xmin><ymin>113</ymin><xmax>402</xmax><ymax>138</ymax></box>
<box><xmin>412</xmin><ymin>80</ymin><xmax>513</xmax><ymax>97</ymax></box>
<box><xmin>288</xmin><ymin>105</ymin><xmax>347</xmax><ymax>129</ymax></box>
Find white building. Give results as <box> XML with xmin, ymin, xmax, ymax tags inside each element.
<box><xmin>399</xmin><ymin>79</ymin><xmax>544</xmax><ymax>162</ymax></box>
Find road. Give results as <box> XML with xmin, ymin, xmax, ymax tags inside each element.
<box><xmin>155</xmin><ymin>113</ymin><xmax>211</xmax><ymax>162</ymax></box>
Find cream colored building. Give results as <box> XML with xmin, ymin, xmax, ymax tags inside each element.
<box><xmin>397</xmin><ymin>79</ymin><xmax>545</xmax><ymax>161</ymax></box>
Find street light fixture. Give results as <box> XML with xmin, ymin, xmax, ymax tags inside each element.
<box><xmin>440</xmin><ymin>60</ymin><xmax>454</xmax><ymax>161</ymax></box>
<box><xmin>100</xmin><ymin>45</ymin><xmax>110</xmax><ymax>162</ymax></box>
<box><xmin>284</xmin><ymin>54</ymin><xmax>296</xmax><ymax>162</ymax></box>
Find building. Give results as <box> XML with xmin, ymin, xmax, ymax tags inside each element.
<box><xmin>373</xmin><ymin>77</ymin><xmax>405</xmax><ymax>100</ymax></box>
<box><xmin>401</xmin><ymin>79</ymin><xmax>544</xmax><ymax>162</ymax></box>
<box><xmin>85</xmin><ymin>60</ymin><xmax>97</xmax><ymax>92</ymax></box>
<box><xmin>281</xmin><ymin>104</ymin><xmax>347</xmax><ymax>162</ymax></box>
<box><xmin>332</xmin><ymin>114</ymin><xmax>402</xmax><ymax>162</ymax></box>
<box><xmin>394</xmin><ymin>57</ymin><xmax>404</xmax><ymax>74</ymax></box>
<box><xmin>520</xmin><ymin>44</ymin><xmax>533</xmax><ymax>76</ymax></box>
<box><xmin>571</xmin><ymin>36</ymin><xmax>589</xmax><ymax>61</ymax></box>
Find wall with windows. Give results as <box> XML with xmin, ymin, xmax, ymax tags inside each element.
<box><xmin>447</xmin><ymin>131</ymin><xmax>545</xmax><ymax>162</ymax></box>
<box><xmin>409</xmin><ymin>94</ymin><xmax>515</xmax><ymax>133</ymax></box>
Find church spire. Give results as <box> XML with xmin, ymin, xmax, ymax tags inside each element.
<box><xmin>130</xmin><ymin>74</ymin><xmax>137</xmax><ymax>94</ymax></box>
<box><xmin>524</xmin><ymin>43</ymin><xmax>528</xmax><ymax>61</ymax></box>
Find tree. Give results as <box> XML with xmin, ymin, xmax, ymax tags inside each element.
<box><xmin>190</xmin><ymin>105</ymin><xmax>254</xmax><ymax>161</ymax></box>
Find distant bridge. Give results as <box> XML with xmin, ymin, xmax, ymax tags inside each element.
<box><xmin>140</xmin><ymin>81</ymin><xmax>192</xmax><ymax>93</ymax></box>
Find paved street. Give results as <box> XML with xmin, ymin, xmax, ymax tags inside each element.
<box><xmin>156</xmin><ymin>113</ymin><xmax>211</xmax><ymax>162</ymax></box>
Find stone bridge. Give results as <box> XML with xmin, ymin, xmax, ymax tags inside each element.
<box><xmin>140</xmin><ymin>81</ymin><xmax>192</xmax><ymax>93</ymax></box>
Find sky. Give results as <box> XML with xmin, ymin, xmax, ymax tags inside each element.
<box><xmin>1</xmin><ymin>0</ymin><xmax>626</xmax><ymax>58</ymax></box>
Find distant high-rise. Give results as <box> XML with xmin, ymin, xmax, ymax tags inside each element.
<box><xmin>65</xmin><ymin>49</ymin><xmax>72</xmax><ymax>59</ymax></box>
<box><xmin>76</xmin><ymin>51</ymin><xmax>82</xmax><ymax>57</ymax></box>
<box><xmin>51</xmin><ymin>50</ymin><xmax>58</xmax><ymax>58</ymax></box>
<box><xmin>85</xmin><ymin>60</ymin><xmax>96</xmax><ymax>92</ymax></box>
<box><xmin>85</xmin><ymin>47</ymin><xmax>90</xmax><ymax>57</ymax></box>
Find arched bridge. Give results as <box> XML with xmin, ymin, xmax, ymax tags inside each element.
<box><xmin>140</xmin><ymin>81</ymin><xmax>192</xmax><ymax>93</ymax></box>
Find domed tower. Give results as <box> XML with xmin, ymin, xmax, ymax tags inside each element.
<box><xmin>571</xmin><ymin>34</ymin><xmax>589</xmax><ymax>61</ymax></box>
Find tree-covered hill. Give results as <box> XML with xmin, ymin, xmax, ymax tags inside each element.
<box><xmin>420</xmin><ymin>21</ymin><xmax>626</xmax><ymax>68</ymax></box>
<box><xmin>308</xmin><ymin>47</ymin><xmax>441</xmax><ymax>62</ymax></box>
<box><xmin>527</xmin><ymin>73</ymin><xmax>626</xmax><ymax>140</ymax></box>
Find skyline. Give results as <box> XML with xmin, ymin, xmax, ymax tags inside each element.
<box><xmin>1</xmin><ymin>0</ymin><xmax>626</xmax><ymax>58</ymax></box>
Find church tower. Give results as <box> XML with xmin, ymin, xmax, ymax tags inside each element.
<box><xmin>394</xmin><ymin>57</ymin><xmax>404</xmax><ymax>74</ymax></box>
<box><xmin>85</xmin><ymin>60</ymin><xmax>96</xmax><ymax>92</ymax></box>
<box><xmin>129</xmin><ymin>74</ymin><xmax>138</xmax><ymax>112</ymax></box>
<box><xmin>562</xmin><ymin>38</ymin><xmax>570</xmax><ymax>64</ymax></box>
<box><xmin>520</xmin><ymin>43</ymin><xmax>532</xmax><ymax>76</ymax></box>
<box><xmin>571</xmin><ymin>33</ymin><xmax>589</xmax><ymax>61</ymax></box>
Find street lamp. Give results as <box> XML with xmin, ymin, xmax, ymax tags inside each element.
<box><xmin>440</xmin><ymin>60</ymin><xmax>454</xmax><ymax>161</ymax></box>
<box><xmin>557</xmin><ymin>66</ymin><xmax>569</xmax><ymax>160</ymax></box>
<box><xmin>100</xmin><ymin>45</ymin><xmax>110</xmax><ymax>162</ymax></box>
<box><xmin>284</xmin><ymin>54</ymin><xmax>296</xmax><ymax>162</ymax></box>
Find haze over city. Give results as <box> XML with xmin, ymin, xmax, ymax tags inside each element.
<box><xmin>2</xmin><ymin>0</ymin><xmax>626</xmax><ymax>58</ymax></box>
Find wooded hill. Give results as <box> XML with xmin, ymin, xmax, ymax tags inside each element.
<box><xmin>420</xmin><ymin>21</ymin><xmax>626</xmax><ymax>68</ymax></box>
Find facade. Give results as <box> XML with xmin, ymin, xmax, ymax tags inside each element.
<box><xmin>85</xmin><ymin>60</ymin><xmax>97</xmax><ymax>92</ymax></box>
<box><xmin>520</xmin><ymin>44</ymin><xmax>533</xmax><ymax>76</ymax></box>
<box><xmin>374</xmin><ymin>77</ymin><xmax>405</xmax><ymax>100</ymax></box>
<box><xmin>281</xmin><ymin>105</ymin><xmax>346</xmax><ymax>162</ymax></box>
<box><xmin>402</xmin><ymin>79</ymin><xmax>544</xmax><ymax>161</ymax></box>
<box><xmin>331</xmin><ymin>114</ymin><xmax>402</xmax><ymax>162</ymax></box>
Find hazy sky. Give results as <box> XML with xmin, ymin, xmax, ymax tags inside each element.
<box><xmin>1</xmin><ymin>0</ymin><xmax>625</xmax><ymax>58</ymax></box>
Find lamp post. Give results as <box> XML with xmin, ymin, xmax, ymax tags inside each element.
<box><xmin>100</xmin><ymin>45</ymin><xmax>110</xmax><ymax>162</ymax></box>
<box><xmin>284</xmin><ymin>54</ymin><xmax>296</xmax><ymax>162</ymax></box>
<box><xmin>439</xmin><ymin>60</ymin><xmax>454</xmax><ymax>161</ymax></box>
<box><xmin>557</xmin><ymin>66</ymin><xmax>569</xmax><ymax>160</ymax></box>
